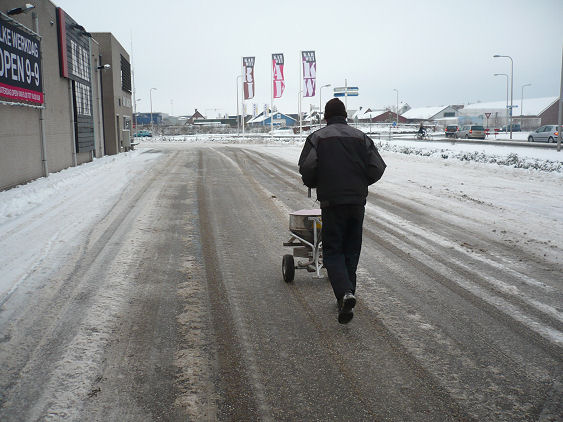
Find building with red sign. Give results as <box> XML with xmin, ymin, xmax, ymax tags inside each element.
<box><xmin>0</xmin><ymin>1</ymin><xmax>132</xmax><ymax>191</ymax></box>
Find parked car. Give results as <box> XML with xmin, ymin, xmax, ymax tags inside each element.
<box><xmin>457</xmin><ymin>125</ymin><xmax>485</xmax><ymax>139</ymax></box>
<box><xmin>500</xmin><ymin>123</ymin><xmax>521</xmax><ymax>132</ymax></box>
<box><xmin>445</xmin><ymin>125</ymin><xmax>459</xmax><ymax>138</ymax></box>
<box><xmin>527</xmin><ymin>125</ymin><xmax>561</xmax><ymax>143</ymax></box>
<box><xmin>134</xmin><ymin>130</ymin><xmax>152</xmax><ymax>137</ymax></box>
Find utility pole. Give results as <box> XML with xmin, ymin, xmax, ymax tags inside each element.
<box><xmin>558</xmin><ymin>45</ymin><xmax>562</xmax><ymax>152</ymax></box>
<box><xmin>299</xmin><ymin>51</ymin><xmax>303</xmax><ymax>141</ymax></box>
<box><xmin>520</xmin><ymin>83</ymin><xmax>531</xmax><ymax>128</ymax></box>
<box><xmin>32</xmin><ymin>12</ymin><xmax>48</xmax><ymax>177</ymax></box>
<box><xmin>494</xmin><ymin>55</ymin><xmax>514</xmax><ymax>139</ymax></box>
<box><xmin>236</xmin><ymin>75</ymin><xmax>242</xmax><ymax>134</ymax></box>
<box><xmin>393</xmin><ymin>88</ymin><xmax>399</xmax><ymax>127</ymax></box>
<box><xmin>270</xmin><ymin>55</ymin><xmax>273</xmax><ymax>137</ymax></box>
<box><xmin>131</xmin><ymin>32</ymin><xmax>137</xmax><ymax>138</ymax></box>
<box><xmin>241</xmin><ymin>59</ymin><xmax>245</xmax><ymax>136</ymax></box>
<box><xmin>344</xmin><ymin>78</ymin><xmax>348</xmax><ymax>111</ymax></box>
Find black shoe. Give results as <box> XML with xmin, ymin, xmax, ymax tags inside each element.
<box><xmin>337</xmin><ymin>292</ymin><xmax>356</xmax><ymax>324</ymax></box>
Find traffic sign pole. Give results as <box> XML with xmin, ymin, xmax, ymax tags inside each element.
<box><xmin>485</xmin><ymin>112</ymin><xmax>491</xmax><ymax>131</ymax></box>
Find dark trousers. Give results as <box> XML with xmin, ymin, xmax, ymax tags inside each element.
<box><xmin>321</xmin><ymin>205</ymin><xmax>365</xmax><ymax>300</ymax></box>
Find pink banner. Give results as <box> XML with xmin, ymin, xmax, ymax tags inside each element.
<box><xmin>272</xmin><ymin>53</ymin><xmax>285</xmax><ymax>99</ymax></box>
<box><xmin>302</xmin><ymin>51</ymin><xmax>316</xmax><ymax>97</ymax></box>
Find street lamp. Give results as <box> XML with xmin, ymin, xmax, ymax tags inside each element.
<box><xmin>134</xmin><ymin>98</ymin><xmax>141</xmax><ymax>135</ymax></box>
<box><xmin>96</xmin><ymin>63</ymin><xmax>111</xmax><ymax>156</ymax></box>
<box><xmin>236</xmin><ymin>75</ymin><xmax>242</xmax><ymax>133</ymax></box>
<box><xmin>494</xmin><ymin>73</ymin><xmax>509</xmax><ymax>131</ymax></box>
<box><xmin>319</xmin><ymin>84</ymin><xmax>331</xmax><ymax>128</ymax></box>
<box><xmin>494</xmin><ymin>54</ymin><xmax>514</xmax><ymax>139</ymax></box>
<box><xmin>298</xmin><ymin>89</ymin><xmax>303</xmax><ymax>141</ymax></box>
<box><xmin>521</xmin><ymin>83</ymin><xmax>531</xmax><ymax>128</ymax></box>
<box><xmin>6</xmin><ymin>3</ymin><xmax>34</xmax><ymax>15</ymax></box>
<box><xmin>149</xmin><ymin>87</ymin><xmax>157</xmax><ymax>135</ymax></box>
<box><xmin>393</xmin><ymin>88</ymin><xmax>399</xmax><ymax>127</ymax></box>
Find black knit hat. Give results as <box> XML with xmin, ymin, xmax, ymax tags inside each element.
<box><xmin>324</xmin><ymin>98</ymin><xmax>347</xmax><ymax>119</ymax></box>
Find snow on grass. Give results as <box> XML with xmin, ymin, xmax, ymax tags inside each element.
<box><xmin>138</xmin><ymin>134</ymin><xmax>563</xmax><ymax>174</ymax></box>
<box><xmin>376</xmin><ymin>141</ymin><xmax>563</xmax><ymax>173</ymax></box>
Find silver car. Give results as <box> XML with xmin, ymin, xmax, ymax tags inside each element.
<box><xmin>457</xmin><ymin>125</ymin><xmax>485</xmax><ymax>139</ymax></box>
<box><xmin>527</xmin><ymin>125</ymin><xmax>561</xmax><ymax>143</ymax></box>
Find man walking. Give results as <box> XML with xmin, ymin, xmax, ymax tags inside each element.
<box><xmin>298</xmin><ymin>98</ymin><xmax>386</xmax><ymax>323</ymax></box>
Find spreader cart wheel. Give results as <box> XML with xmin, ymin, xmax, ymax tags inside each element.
<box><xmin>282</xmin><ymin>254</ymin><xmax>295</xmax><ymax>283</ymax></box>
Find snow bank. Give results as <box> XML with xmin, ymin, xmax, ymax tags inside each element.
<box><xmin>138</xmin><ymin>135</ymin><xmax>563</xmax><ymax>174</ymax></box>
<box><xmin>376</xmin><ymin>141</ymin><xmax>563</xmax><ymax>173</ymax></box>
<box><xmin>0</xmin><ymin>150</ymin><xmax>158</xmax><ymax>226</ymax></box>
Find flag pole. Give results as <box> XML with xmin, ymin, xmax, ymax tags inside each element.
<box><xmin>241</xmin><ymin>57</ymin><xmax>245</xmax><ymax>136</ymax></box>
<box><xmin>345</xmin><ymin>78</ymin><xmax>348</xmax><ymax>111</ymax></box>
<box><xmin>270</xmin><ymin>54</ymin><xmax>273</xmax><ymax>138</ymax></box>
<box><xmin>299</xmin><ymin>51</ymin><xmax>303</xmax><ymax>142</ymax></box>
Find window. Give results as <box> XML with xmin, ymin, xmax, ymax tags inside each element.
<box><xmin>120</xmin><ymin>55</ymin><xmax>131</xmax><ymax>93</ymax></box>
<box><xmin>443</xmin><ymin>112</ymin><xmax>455</xmax><ymax>117</ymax></box>
<box><xmin>75</xmin><ymin>81</ymin><xmax>91</xmax><ymax>116</ymax></box>
<box><xmin>70</xmin><ymin>39</ymin><xmax>90</xmax><ymax>82</ymax></box>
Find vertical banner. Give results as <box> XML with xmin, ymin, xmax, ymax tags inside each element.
<box><xmin>243</xmin><ymin>56</ymin><xmax>255</xmax><ymax>100</ymax></box>
<box><xmin>302</xmin><ymin>51</ymin><xmax>316</xmax><ymax>97</ymax></box>
<box><xmin>272</xmin><ymin>53</ymin><xmax>285</xmax><ymax>98</ymax></box>
<box><xmin>57</xmin><ymin>8</ymin><xmax>95</xmax><ymax>153</ymax></box>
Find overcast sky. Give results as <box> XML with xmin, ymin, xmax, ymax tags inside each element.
<box><xmin>52</xmin><ymin>0</ymin><xmax>563</xmax><ymax>118</ymax></box>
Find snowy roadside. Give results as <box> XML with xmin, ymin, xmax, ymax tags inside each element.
<box><xmin>0</xmin><ymin>150</ymin><xmax>159</xmax><ymax>226</ymax></box>
<box><xmin>138</xmin><ymin>134</ymin><xmax>563</xmax><ymax>173</ymax></box>
<box><xmin>0</xmin><ymin>149</ymin><xmax>162</xmax><ymax>302</ymax></box>
<box><xmin>376</xmin><ymin>140</ymin><xmax>563</xmax><ymax>173</ymax></box>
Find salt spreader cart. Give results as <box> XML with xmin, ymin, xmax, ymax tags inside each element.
<box><xmin>282</xmin><ymin>209</ymin><xmax>323</xmax><ymax>283</ymax></box>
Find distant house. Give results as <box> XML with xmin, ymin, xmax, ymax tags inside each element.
<box><xmin>188</xmin><ymin>109</ymin><xmax>205</xmax><ymax>124</ymax></box>
<box><xmin>247</xmin><ymin>111</ymin><xmax>297</xmax><ymax>127</ymax></box>
<box><xmin>401</xmin><ymin>105</ymin><xmax>458</xmax><ymax>122</ymax></box>
<box><xmin>303</xmin><ymin>110</ymin><xmax>321</xmax><ymax>124</ymax></box>
<box><xmin>460</xmin><ymin>96</ymin><xmax>559</xmax><ymax>130</ymax></box>
<box><xmin>134</xmin><ymin>112</ymin><xmax>163</xmax><ymax>125</ymax></box>
<box><xmin>370</xmin><ymin>110</ymin><xmax>409</xmax><ymax>124</ymax></box>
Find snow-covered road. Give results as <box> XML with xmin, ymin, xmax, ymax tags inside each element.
<box><xmin>0</xmin><ymin>137</ymin><xmax>561</xmax><ymax>421</ymax></box>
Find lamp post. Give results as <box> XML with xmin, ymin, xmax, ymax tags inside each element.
<box><xmin>6</xmin><ymin>3</ymin><xmax>35</xmax><ymax>15</ymax></box>
<box><xmin>149</xmin><ymin>87</ymin><xmax>157</xmax><ymax>135</ymax></box>
<box><xmin>393</xmin><ymin>88</ymin><xmax>399</xmax><ymax>127</ymax></box>
<box><xmin>494</xmin><ymin>54</ymin><xmax>514</xmax><ymax>139</ymax></box>
<box><xmin>96</xmin><ymin>63</ymin><xmax>111</xmax><ymax>156</ymax></box>
<box><xmin>558</xmin><ymin>45</ymin><xmax>563</xmax><ymax>152</ymax></box>
<box><xmin>319</xmin><ymin>84</ymin><xmax>331</xmax><ymax>129</ymax></box>
<box><xmin>134</xmin><ymin>98</ymin><xmax>141</xmax><ymax>136</ymax></box>
<box><xmin>520</xmin><ymin>83</ymin><xmax>531</xmax><ymax>128</ymax></box>
<box><xmin>236</xmin><ymin>75</ymin><xmax>242</xmax><ymax>134</ymax></box>
<box><xmin>298</xmin><ymin>89</ymin><xmax>303</xmax><ymax>141</ymax></box>
<box><xmin>494</xmin><ymin>73</ymin><xmax>509</xmax><ymax>131</ymax></box>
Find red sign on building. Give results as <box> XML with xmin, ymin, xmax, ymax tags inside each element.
<box><xmin>0</xmin><ymin>14</ymin><xmax>43</xmax><ymax>105</ymax></box>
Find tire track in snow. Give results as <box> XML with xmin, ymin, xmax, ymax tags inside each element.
<box><xmin>237</xmin><ymin>148</ymin><xmax>562</xmax><ymax>353</ymax></box>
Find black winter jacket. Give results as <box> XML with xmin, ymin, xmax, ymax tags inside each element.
<box><xmin>298</xmin><ymin>116</ymin><xmax>386</xmax><ymax>206</ymax></box>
